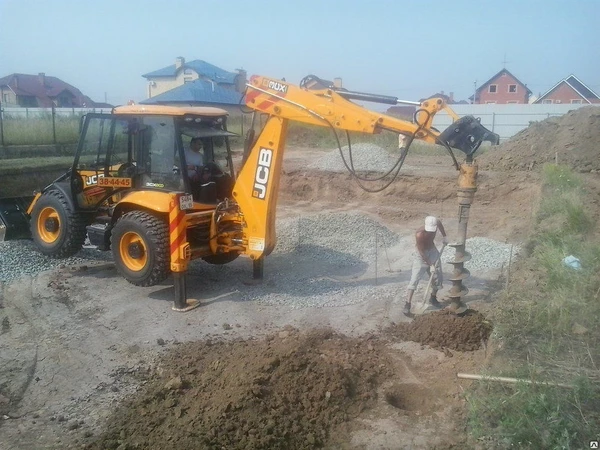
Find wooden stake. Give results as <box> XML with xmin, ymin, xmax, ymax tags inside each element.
<box><xmin>505</xmin><ymin>244</ymin><xmax>514</xmax><ymax>289</ymax></box>
<box><xmin>375</xmin><ymin>232</ymin><xmax>378</xmax><ymax>285</ymax></box>
<box><xmin>457</xmin><ymin>373</ymin><xmax>573</xmax><ymax>388</ymax></box>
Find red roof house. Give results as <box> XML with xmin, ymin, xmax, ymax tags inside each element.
<box><xmin>533</xmin><ymin>74</ymin><xmax>600</xmax><ymax>104</ymax></box>
<box><xmin>470</xmin><ymin>69</ymin><xmax>532</xmax><ymax>104</ymax></box>
<box><xmin>0</xmin><ymin>73</ymin><xmax>103</xmax><ymax>107</ymax></box>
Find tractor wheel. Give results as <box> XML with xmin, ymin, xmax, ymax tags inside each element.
<box><xmin>30</xmin><ymin>190</ymin><xmax>87</xmax><ymax>258</ymax></box>
<box><xmin>202</xmin><ymin>252</ymin><xmax>240</xmax><ymax>265</ymax></box>
<box><xmin>111</xmin><ymin>211</ymin><xmax>170</xmax><ymax>286</ymax></box>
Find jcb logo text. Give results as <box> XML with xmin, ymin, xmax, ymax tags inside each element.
<box><xmin>252</xmin><ymin>148</ymin><xmax>273</xmax><ymax>200</ymax></box>
<box><xmin>85</xmin><ymin>174</ymin><xmax>104</xmax><ymax>186</ymax></box>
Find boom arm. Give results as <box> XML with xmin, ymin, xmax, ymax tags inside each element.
<box><xmin>232</xmin><ymin>75</ymin><xmax>498</xmax><ymax>261</ymax></box>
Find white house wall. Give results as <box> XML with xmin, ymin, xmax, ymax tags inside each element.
<box><xmin>147</xmin><ymin>70</ymin><xmax>200</xmax><ymax>98</ymax></box>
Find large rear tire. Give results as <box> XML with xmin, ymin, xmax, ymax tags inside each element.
<box><xmin>111</xmin><ymin>211</ymin><xmax>170</xmax><ymax>286</ymax></box>
<box><xmin>30</xmin><ymin>190</ymin><xmax>86</xmax><ymax>257</ymax></box>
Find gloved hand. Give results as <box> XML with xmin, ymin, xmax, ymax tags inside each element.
<box><xmin>442</xmin><ymin>236</ymin><xmax>449</xmax><ymax>245</ymax></box>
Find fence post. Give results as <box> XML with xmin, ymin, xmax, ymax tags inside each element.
<box><xmin>51</xmin><ymin>105</ymin><xmax>57</xmax><ymax>144</ymax></box>
<box><xmin>492</xmin><ymin>112</ymin><xmax>496</xmax><ymax>132</ymax></box>
<box><xmin>0</xmin><ymin>101</ymin><xmax>4</xmax><ymax>146</ymax></box>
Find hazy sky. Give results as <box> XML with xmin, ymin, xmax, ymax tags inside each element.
<box><xmin>1</xmin><ymin>0</ymin><xmax>599</xmax><ymax>107</ymax></box>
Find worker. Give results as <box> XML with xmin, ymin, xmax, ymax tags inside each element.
<box><xmin>403</xmin><ymin>215</ymin><xmax>448</xmax><ymax>317</ymax></box>
<box><xmin>185</xmin><ymin>137</ymin><xmax>205</xmax><ymax>182</ymax></box>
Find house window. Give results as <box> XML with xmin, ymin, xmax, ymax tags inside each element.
<box><xmin>489</xmin><ymin>85</ymin><xmax>497</xmax><ymax>93</ymax></box>
<box><xmin>571</xmin><ymin>99</ymin><xmax>583</xmax><ymax>104</ymax></box>
<box><xmin>485</xmin><ymin>101</ymin><xmax>496</xmax><ymax>104</ymax></box>
<box><xmin>2</xmin><ymin>93</ymin><xmax>8</xmax><ymax>103</ymax></box>
<box><xmin>184</xmin><ymin>77</ymin><xmax>193</xmax><ymax>84</ymax></box>
<box><xmin>507</xmin><ymin>101</ymin><xmax>518</xmax><ymax>104</ymax></box>
<box><xmin>542</xmin><ymin>99</ymin><xmax>553</xmax><ymax>104</ymax></box>
<box><xmin>508</xmin><ymin>84</ymin><xmax>517</xmax><ymax>93</ymax></box>
<box><xmin>184</xmin><ymin>69</ymin><xmax>193</xmax><ymax>75</ymax></box>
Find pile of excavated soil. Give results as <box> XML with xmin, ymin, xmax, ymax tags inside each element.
<box><xmin>387</xmin><ymin>310</ymin><xmax>493</xmax><ymax>352</ymax></box>
<box><xmin>86</xmin><ymin>329</ymin><xmax>394</xmax><ymax>450</ymax></box>
<box><xmin>479</xmin><ymin>106</ymin><xmax>600</xmax><ymax>173</ymax></box>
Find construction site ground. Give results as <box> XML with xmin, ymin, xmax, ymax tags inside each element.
<box><xmin>10</xmin><ymin>101</ymin><xmax>600</xmax><ymax>450</ymax></box>
<box><xmin>2</xmin><ymin>106</ymin><xmax>598</xmax><ymax>449</ymax></box>
<box><xmin>0</xmin><ymin>145</ymin><xmax>544</xmax><ymax>450</ymax></box>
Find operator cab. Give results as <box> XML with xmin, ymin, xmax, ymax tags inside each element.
<box><xmin>178</xmin><ymin>123</ymin><xmax>236</xmax><ymax>204</ymax></box>
<box><xmin>69</xmin><ymin>105</ymin><xmax>237</xmax><ymax>211</ymax></box>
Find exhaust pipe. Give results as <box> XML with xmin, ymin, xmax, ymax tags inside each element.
<box><xmin>0</xmin><ymin>197</ymin><xmax>34</xmax><ymax>241</ymax></box>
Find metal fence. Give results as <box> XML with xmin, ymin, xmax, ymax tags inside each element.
<box><xmin>0</xmin><ymin>103</ymin><xmax>595</xmax><ymax>146</ymax></box>
<box><xmin>0</xmin><ymin>105</ymin><xmax>113</xmax><ymax>146</ymax></box>
<box><xmin>431</xmin><ymin>103</ymin><xmax>591</xmax><ymax>142</ymax></box>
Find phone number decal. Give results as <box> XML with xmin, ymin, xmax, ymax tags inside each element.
<box><xmin>98</xmin><ymin>177</ymin><xmax>132</xmax><ymax>187</ymax></box>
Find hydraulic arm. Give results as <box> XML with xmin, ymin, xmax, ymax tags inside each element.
<box><xmin>233</xmin><ymin>75</ymin><xmax>499</xmax><ymax>313</ymax></box>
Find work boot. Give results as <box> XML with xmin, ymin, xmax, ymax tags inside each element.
<box><xmin>429</xmin><ymin>296</ymin><xmax>443</xmax><ymax>309</ymax></box>
<box><xmin>402</xmin><ymin>302</ymin><xmax>413</xmax><ymax>317</ymax></box>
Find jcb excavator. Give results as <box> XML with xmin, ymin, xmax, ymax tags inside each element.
<box><xmin>5</xmin><ymin>75</ymin><xmax>498</xmax><ymax>311</ymax></box>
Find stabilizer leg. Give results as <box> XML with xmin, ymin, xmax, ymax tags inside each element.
<box><xmin>172</xmin><ymin>272</ymin><xmax>200</xmax><ymax>312</ymax></box>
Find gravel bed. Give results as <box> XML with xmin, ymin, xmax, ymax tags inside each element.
<box><xmin>309</xmin><ymin>143</ymin><xmax>415</xmax><ymax>173</ymax></box>
<box><xmin>238</xmin><ymin>212</ymin><xmax>403</xmax><ymax>308</ymax></box>
<box><xmin>274</xmin><ymin>212</ymin><xmax>401</xmax><ymax>262</ymax></box>
<box><xmin>1</xmin><ymin>216</ymin><xmax>518</xmax><ymax>310</ymax></box>
<box><xmin>440</xmin><ymin>237</ymin><xmax>520</xmax><ymax>272</ymax></box>
<box><xmin>0</xmin><ymin>240</ymin><xmax>112</xmax><ymax>283</ymax></box>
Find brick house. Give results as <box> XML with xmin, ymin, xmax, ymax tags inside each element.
<box><xmin>0</xmin><ymin>73</ymin><xmax>102</xmax><ymax>107</ymax></box>
<box><xmin>142</xmin><ymin>57</ymin><xmax>246</xmax><ymax>101</ymax></box>
<box><xmin>533</xmin><ymin>74</ymin><xmax>600</xmax><ymax>105</ymax></box>
<box><xmin>471</xmin><ymin>69</ymin><xmax>532</xmax><ymax>104</ymax></box>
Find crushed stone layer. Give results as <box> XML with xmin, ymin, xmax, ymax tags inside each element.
<box><xmin>309</xmin><ymin>143</ymin><xmax>416</xmax><ymax>173</ymax></box>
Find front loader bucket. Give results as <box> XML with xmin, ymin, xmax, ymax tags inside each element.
<box><xmin>0</xmin><ymin>196</ymin><xmax>34</xmax><ymax>241</ymax></box>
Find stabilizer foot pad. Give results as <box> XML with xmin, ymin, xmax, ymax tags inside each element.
<box><xmin>172</xmin><ymin>299</ymin><xmax>201</xmax><ymax>312</ymax></box>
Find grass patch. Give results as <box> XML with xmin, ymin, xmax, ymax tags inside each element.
<box><xmin>0</xmin><ymin>157</ymin><xmax>73</xmax><ymax>174</ymax></box>
<box><xmin>2</xmin><ymin>115</ymin><xmax>81</xmax><ymax>145</ymax></box>
<box><xmin>467</xmin><ymin>163</ymin><xmax>600</xmax><ymax>449</ymax></box>
<box><xmin>467</xmin><ymin>375</ymin><xmax>599</xmax><ymax>449</ymax></box>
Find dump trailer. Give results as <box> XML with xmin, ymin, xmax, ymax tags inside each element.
<box><xmin>5</xmin><ymin>76</ymin><xmax>498</xmax><ymax>311</ymax></box>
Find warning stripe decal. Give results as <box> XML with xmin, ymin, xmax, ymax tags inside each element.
<box><xmin>246</xmin><ymin>87</ymin><xmax>282</xmax><ymax>112</ymax></box>
<box><xmin>169</xmin><ymin>200</ymin><xmax>185</xmax><ymax>260</ymax></box>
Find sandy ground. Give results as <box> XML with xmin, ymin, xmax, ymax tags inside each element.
<box><xmin>0</xmin><ymin>148</ymin><xmax>539</xmax><ymax>449</ymax></box>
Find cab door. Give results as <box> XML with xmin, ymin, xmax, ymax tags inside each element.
<box><xmin>71</xmin><ymin>114</ymin><xmax>132</xmax><ymax>210</ymax></box>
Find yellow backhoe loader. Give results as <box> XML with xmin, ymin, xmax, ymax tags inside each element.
<box><xmin>6</xmin><ymin>75</ymin><xmax>498</xmax><ymax>311</ymax></box>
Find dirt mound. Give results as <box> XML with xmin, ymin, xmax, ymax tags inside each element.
<box><xmin>388</xmin><ymin>310</ymin><xmax>493</xmax><ymax>352</ymax></box>
<box><xmin>479</xmin><ymin>106</ymin><xmax>600</xmax><ymax>172</ymax></box>
<box><xmin>87</xmin><ymin>329</ymin><xmax>394</xmax><ymax>450</ymax></box>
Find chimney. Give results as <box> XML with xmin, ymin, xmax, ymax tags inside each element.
<box><xmin>175</xmin><ymin>56</ymin><xmax>185</xmax><ymax>69</ymax></box>
<box><xmin>235</xmin><ymin>68</ymin><xmax>247</xmax><ymax>93</ymax></box>
<box><xmin>449</xmin><ymin>92</ymin><xmax>454</xmax><ymax>103</ymax></box>
<box><xmin>38</xmin><ymin>72</ymin><xmax>46</xmax><ymax>86</ymax></box>
<box><xmin>333</xmin><ymin>77</ymin><xmax>343</xmax><ymax>88</ymax></box>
